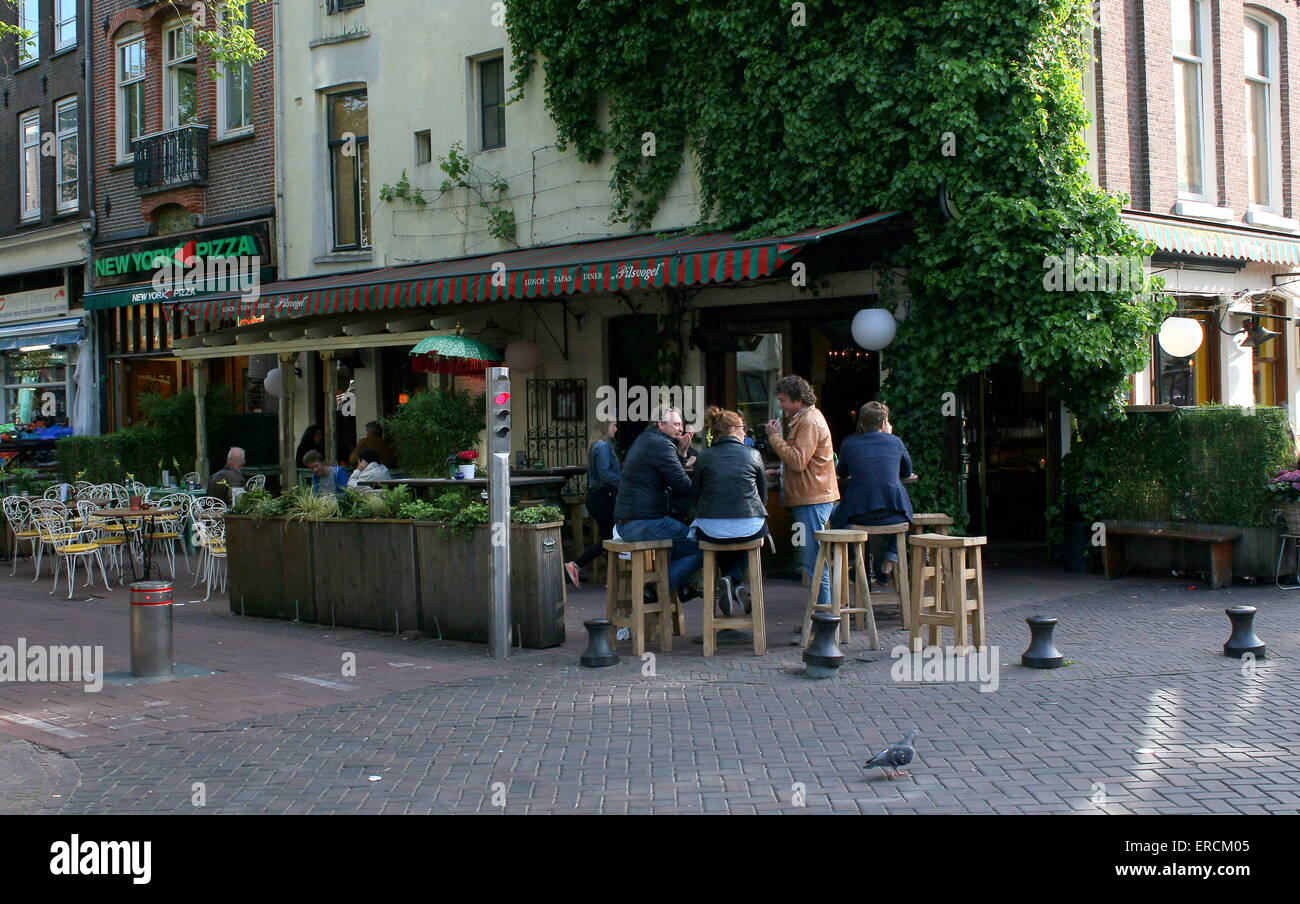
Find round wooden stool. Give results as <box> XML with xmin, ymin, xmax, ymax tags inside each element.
<box><xmin>797</xmin><ymin>529</ymin><xmax>879</xmax><ymax>649</ymax></box>
<box><xmin>849</xmin><ymin>521</ymin><xmax>912</xmax><ymax>630</ymax></box>
<box><xmin>907</xmin><ymin>533</ymin><xmax>987</xmax><ymax>653</ymax></box>
<box><xmin>604</xmin><ymin>538</ymin><xmax>680</xmax><ymax>656</ymax></box>
<box><xmin>698</xmin><ymin>538</ymin><xmax>766</xmax><ymax>657</ymax></box>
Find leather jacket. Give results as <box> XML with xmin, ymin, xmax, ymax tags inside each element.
<box><xmin>691</xmin><ymin>435</ymin><xmax>769</xmax><ymax>519</ymax></box>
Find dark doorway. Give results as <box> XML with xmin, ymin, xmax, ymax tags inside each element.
<box><xmin>607</xmin><ymin>313</ymin><xmax>661</xmax><ymax>455</ymax></box>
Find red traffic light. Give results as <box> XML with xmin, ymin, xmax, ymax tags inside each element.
<box><xmin>494</xmin><ymin>392</ymin><xmax>511</xmax><ymax>405</ymax></box>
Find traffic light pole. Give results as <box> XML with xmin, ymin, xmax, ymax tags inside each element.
<box><xmin>487</xmin><ymin>367</ymin><xmax>512</xmax><ymax>659</ymax></box>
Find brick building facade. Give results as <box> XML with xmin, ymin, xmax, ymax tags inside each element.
<box><xmin>0</xmin><ymin>0</ymin><xmax>93</xmax><ymax>438</ymax></box>
<box><xmin>84</xmin><ymin>0</ymin><xmax>278</xmax><ymax>440</ymax></box>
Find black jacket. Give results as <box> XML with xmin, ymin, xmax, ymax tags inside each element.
<box><xmin>691</xmin><ymin>435</ymin><xmax>769</xmax><ymax>519</ymax></box>
<box><xmin>613</xmin><ymin>426</ymin><xmax>693</xmax><ymax>521</ymax></box>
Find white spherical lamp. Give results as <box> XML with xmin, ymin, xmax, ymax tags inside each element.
<box><xmin>851</xmin><ymin>308</ymin><xmax>897</xmax><ymax>351</ymax></box>
<box><xmin>504</xmin><ymin>340</ymin><xmax>541</xmax><ymax>372</ymax></box>
<box><xmin>263</xmin><ymin>367</ymin><xmax>284</xmax><ymax>398</ymax></box>
<box><xmin>1157</xmin><ymin>317</ymin><xmax>1204</xmax><ymax>359</ymax></box>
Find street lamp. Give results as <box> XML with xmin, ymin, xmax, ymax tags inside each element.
<box><xmin>1157</xmin><ymin>316</ymin><xmax>1204</xmax><ymax>358</ymax></box>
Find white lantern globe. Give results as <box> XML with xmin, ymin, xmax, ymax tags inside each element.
<box><xmin>263</xmin><ymin>367</ymin><xmax>284</xmax><ymax>398</ymax></box>
<box><xmin>851</xmin><ymin>308</ymin><xmax>897</xmax><ymax>351</ymax></box>
<box><xmin>1157</xmin><ymin>317</ymin><xmax>1204</xmax><ymax>359</ymax></box>
<box><xmin>504</xmin><ymin>340</ymin><xmax>541</xmax><ymax>372</ymax></box>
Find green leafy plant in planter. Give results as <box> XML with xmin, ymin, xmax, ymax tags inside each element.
<box><xmin>384</xmin><ymin>389</ymin><xmax>485</xmax><ymax>477</ymax></box>
<box><xmin>512</xmin><ymin>504</ymin><xmax>563</xmax><ymax>524</ymax></box>
<box><xmin>2</xmin><ymin>466</ymin><xmax>43</xmax><ymax>495</ymax></box>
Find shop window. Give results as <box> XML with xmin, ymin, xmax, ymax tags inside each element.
<box><xmin>1252</xmin><ymin>301</ymin><xmax>1287</xmax><ymax>408</ymax></box>
<box><xmin>55</xmin><ymin>98</ymin><xmax>79</xmax><ymax>213</ymax></box>
<box><xmin>1152</xmin><ymin>311</ymin><xmax>1218</xmax><ymax>406</ymax></box>
<box><xmin>735</xmin><ymin>333</ymin><xmax>783</xmax><ymax>428</ymax></box>
<box><xmin>328</xmin><ymin>90</ymin><xmax>371</xmax><ymax>250</ymax></box>
<box><xmin>3</xmin><ymin>349</ymin><xmax>70</xmax><ymax>428</ymax></box>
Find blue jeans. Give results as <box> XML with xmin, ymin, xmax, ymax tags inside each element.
<box><xmin>617</xmin><ymin>517</ymin><xmax>702</xmax><ymax>592</ymax></box>
<box><xmin>792</xmin><ymin>502</ymin><xmax>834</xmax><ymax>606</ymax></box>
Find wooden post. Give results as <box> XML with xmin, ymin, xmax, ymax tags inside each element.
<box><xmin>279</xmin><ymin>353</ymin><xmax>297</xmax><ymax>490</ymax></box>
<box><xmin>320</xmin><ymin>350</ymin><xmax>335</xmax><ymax>465</ymax></box>
<box><xmin>192</xmin><ymin>360</ymin><xmax>210</xmax><ymax>482</ymax></box>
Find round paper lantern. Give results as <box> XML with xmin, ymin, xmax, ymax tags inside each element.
<box><xmin>1157</xmin><ymin>317</ymin><xmax>1204</xmax><ymax>359</ymax></box>
<box><xmin>851</xmin><ymin>308</ymin><xmax>897</xmax><ymax>351</ymax></box>
<box><xmin>504</xmin><ymin>339</ymin><xmax>541</xmax><ymax>372</ymax></box>
<box><xmin>263</xmin><ymin>367</ymin><xmax>284</xmax><ymax>398</ymax></box>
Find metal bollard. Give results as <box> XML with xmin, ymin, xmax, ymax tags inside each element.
<box><xmin>579</xmin><ymin>618</ymin><xmax>619</xmax><ymax>668</ymax></box>
<box><xmin>1223</xmin><ymin>606</ymin><xmax>1266</xmax><ymax>659</ymax></box>
<box><xmin>130</xmin><ymin>581</ymin><xmax>175</xmax><ymax>677</ymax></box>
<box><xmin>1021</xmin><ymin>615</ymin><xmax>1064</xmax><ymax>669</ymax></box>
<box><xmin>803</xmin><ymin>613</ymin><xmax>845</xmax><ymax>679</ymax></box>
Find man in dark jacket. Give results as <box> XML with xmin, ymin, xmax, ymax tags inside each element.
<box><xmin>614</xmin><ymin>407</ymin><xmax>702</xmax><ymax>600</ymax></box>
<box><xmin>829</xmin><ymin>401</ymin><xmax>914</xmax><ymax>585</ymax></box>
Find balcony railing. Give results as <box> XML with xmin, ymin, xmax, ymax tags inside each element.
<box><xmin>132</xmin><ymin>124</ymin><xmax>209</xmax><ymax>189</ymax></box>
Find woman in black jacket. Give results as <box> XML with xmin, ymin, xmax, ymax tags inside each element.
<box><xmin>690</xmin><ymin>406</ymin><xmax>768</xmax><ymax>615</ymax></box>
<box><xmin>295</xmin><ymin>425</ymin><xmax>324</xmax><ymax>468</ymax></box>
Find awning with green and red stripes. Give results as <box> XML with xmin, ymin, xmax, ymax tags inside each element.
<box><xmin>177</xmin><ymin>212</ymin><xmax>899</xmax><ymax>320</ymax></box>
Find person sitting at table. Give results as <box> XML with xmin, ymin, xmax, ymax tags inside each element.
<box><xmin>348</xmin><ymin>448</ymin><xmax>391</xmax><ymax>489</ymax></box>
<box><xmin>613</xmin><ymin>405</ymin><xmax>702</xmax><ymax>604</ymax></box>
<box><xmin>207</xmin><ymin>447</ymin><xmax>248</xmax><ymax>504</ymax></box>
<box><xmin>349</xmin><ymin>421</ymin><xmax>397</xmax><ymax>468</ymax></box>
<box><xmin>304</xmin><ymin>450</ymin><xmax>350</xmax><ymax>496</ymax></box>
<box><xmin>296</xmin><ymin>424</ymin><xmax>325</xmax><ymax>468</ymax></box>
<box><xmin>828</xmin><ymin>401</ymin><xmax>914</xmax><ymax>587</ymax></box>
<box><xmin>690</xmin><ymin>406</ymin><xmax>768</xmax><ymax>615</ymax></box>
<box><xmin>564</xmin><ymin>419</ymin><xmax>621</xmax><ymax>588</ymax></box>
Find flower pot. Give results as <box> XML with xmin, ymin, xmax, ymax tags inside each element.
<box><xmin>1281</xmin><ymin>501</ymin><xmax>1300</xmax><ymax>535</ymax></box>
<box><xmin>458</xmin><ymin>464</ymin><xmax>477</xmax><ymax>479</ymax></box>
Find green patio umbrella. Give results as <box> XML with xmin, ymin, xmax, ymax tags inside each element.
<box><xmin>409</xmin><ymin>325</ymin><xmax>503</xmax><ymax>375</ymax></box>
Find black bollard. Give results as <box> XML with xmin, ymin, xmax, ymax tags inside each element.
<box><xmin>1021</xmin><ymin>615</ymin><xmax>1064</xmax><ymax>669</ymax></box>
<box><xmin>580</xmin><ymin>618</ymin><xmax>619</xmax><ymax>668</ymax></box>
<box><xmin>1223</xmin><ymin>606</ymin><xmax>1266</xmax><ymax>659</ymax></box>
<box><xmin>803</xmin><ymin>613</ymin><xmax>845</xmax><ymax>679</ymax></box>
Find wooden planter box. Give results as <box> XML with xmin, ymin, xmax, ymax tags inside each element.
<box><xmin>1115</xmin><ymin>521</ymin><xmax>1282</xmax><ymax>580</ymax></box>
<box><xmin>225</xmin><ymin>515</ymin><xmax>315</xmax><ymax>621</ymax></box>
<box><xmin>416</xmin><ymin>521</ymin><xmax>566</xmax><ymax>648</ymax></box>
<box><xmin>310</xmin><ymin>519</ymin><xmax>422</xmax><ymax>633</ymax></box>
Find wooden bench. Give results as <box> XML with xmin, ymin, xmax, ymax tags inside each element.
<box><xmin>1102</xmin><ymin>521</ymin><xmax>1242</xmax><ymax>589</ymax></box>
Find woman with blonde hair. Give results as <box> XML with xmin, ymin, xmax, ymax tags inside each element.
<box><xmin>565</xmin><ymin>419</ymin><xmax>621</xmax><ymax>587</ymax></box>
<box><xmin>689</xmin><ymin>406</ymin><xmax>768</xmax><ymax>616</ymax></box>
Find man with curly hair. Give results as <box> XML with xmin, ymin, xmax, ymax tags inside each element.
<box><xmin>765</xmin><ymin>375</ymin><xmax>839</xmax><ymax>609</ymax></box>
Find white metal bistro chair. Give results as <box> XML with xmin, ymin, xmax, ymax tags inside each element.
<box><xmin>35</xmin><ymin>513</ymin><xmax>110</xmax><ymax>599</ymax></box>
<box><xmin>155</xmin><ymin>492</ymin><xmax>198</xmax><ymax>573</ymax></box>
<box><xmin>245</xmin><ymin>474</ymin><xmax>266</xmax><ymax>492</ymax></box>
<box><xmin>193</xmin><ymin>517</ymin><xmax>227</xmax><ymax>601</ymax></box>
<box><xmin>28</xmin><ymin>500</ymin><xmax>71</xmax><ymax>579</ymax></box>
<box><xmin>3</xmin><ymin>496</ymin><xmax>39</xmax><ymax>576</ymax></box>
<box><xmin>189</xmin><ymin>498</ymin><xmax>227</xmax><ymax>587</ymax></box>
<box><xmin>79</xmin><ymin>500</ymin><xmax>128</xmax><ymax>584</ymax></box>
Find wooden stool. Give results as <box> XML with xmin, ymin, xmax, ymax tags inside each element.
<box><xmin>910</xmin><ymin>513</ymin><xmax>953</xmax><ymax>535</ymax></box>
<box><xmin>798</xmin><ymin>529</ymin><xmax>879</xmax><ymax>649</ymax></box>
<box><xmin>604</xmin><ymin>538</ymin><xmax>681</xmax><ymax>656</ymax></box>
<box><xmin>849</xmin><ymin>522</ymin><xmax>912</xmax><ymax>630</ymax></box>
<box><xmin>699</xmin><ymin>538</ymin><xmax>767</xmax><ymax>657</ymax></box>
<box><xmin>907</xmin><ymin>533</ymin><xmax>986</xmax><ymax>653</ymax></box>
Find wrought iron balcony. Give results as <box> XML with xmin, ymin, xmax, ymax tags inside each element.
<box><xmin>132</xmin><ymin>124</ymin><xmax>209</xmax><ymax>190</ymax></box>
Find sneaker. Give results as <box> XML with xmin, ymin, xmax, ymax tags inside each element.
<box><xmin>644</xmin><ymin>585</ymin><xmax>658</xmax><ymax>605</ymax></box>
<box><xmin>677</xmin><ymin>584</ymin><xmax>702</xmax><ymax>604</ymax></box>
<box><xmin>717</xmin><ymin>576</ymin><xmax>736</xmax><ymax>616</ymax></box>
<box><xmin>876</xmin><ymin>570</ymin><xmax>893</xmax><ymax>588</ymax></box>
<box><xmin>735</xmin><ymin>582</ymin><xmax>752</xmax><ymax>614</ymax></box>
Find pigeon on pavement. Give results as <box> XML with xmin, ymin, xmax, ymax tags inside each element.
<box><xmin>864</xmin><ymin>730</ymin><xmax>918</xmax><ymax>779</ymax></box>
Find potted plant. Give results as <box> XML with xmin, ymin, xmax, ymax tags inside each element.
<box><xmin>455</xmin><ymin>450</ymin><xmax>479</xmax><ymax>479</ymax></box>
<box><xmin>1267</xmin><ymin>469</ymin><xmax>1300</xmax><ymax>533</ymax></box>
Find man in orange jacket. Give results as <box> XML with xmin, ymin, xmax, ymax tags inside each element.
<box><xmin>765</xmin><ymin>375</ymin><xmax>839</xmax><ymax>609</ymax></box>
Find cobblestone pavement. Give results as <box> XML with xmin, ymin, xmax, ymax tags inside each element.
<box><xmin>1</xmin><ymin>555</ymin><xmax>1297</xmax><ymax>814</ymax></box>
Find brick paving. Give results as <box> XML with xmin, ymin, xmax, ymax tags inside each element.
<box><xmin>1</xmin><ymin>553</ymin><xmax>1298</xmax><ymax>814</ymax></box>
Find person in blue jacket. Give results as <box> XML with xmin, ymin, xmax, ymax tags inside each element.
<box><xmin>304</xmin><ymin>450</ymin><xmax>350</xmax><ymax>496</ymax></box>
<box><xmin>829</xmin><ymin>401</ymin><xmax>914</xmax><ymax>586</ymax></box>
<box><xmin>565</xmin><ymin>419</ymin><xmax>622</xmax><ymax>587</ymax></box>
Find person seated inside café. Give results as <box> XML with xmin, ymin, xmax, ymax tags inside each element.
<box><xmin>304</xmin><ymin>450</ymin><xmax>350</xmax><ymax>496</ymax></box>
<box><xmin>349</xmin><ymin>421</ymin><xmax>396</xmax><ymax>468</ymax></box>
<box><xmin>690</xmin><ymin>406</ymin><xmax>768</xmax><ymax>616</ymax></box>
<box><xmin>348</xmin><ymin>448</ymin><xmax>391</xmax><ymax>489</ymax></box>
<box><xmin>207</xmin><ymin>446</ymin><xmax>248</xmax><ymax>504</ymax></box>
<box><xmin>828</xmin><ymin>401</ymin><xmax>914</xmax><ymax>587</ymax></box>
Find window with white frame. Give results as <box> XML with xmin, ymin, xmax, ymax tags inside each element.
<box><xmin>55</xmin><ymin>0</ymin><xmax>78</xmax><ymax>52</ymax></box>
<box><xmin>163</xmin><ymin>21</ymin><xmax>198</xmax><ymax>130</ymax></box>
<box><xmin>117</xmin><ymin>35</ymin><xmax>147</xmax><ymax>158</ymax></box>
<box><xmin>216</xmin><ymin>12</ymin><xmax>254</xmax><ymax>137</ymax></box>
<box><xmin>1172</xmin><ymin>0</ymin><xmax>1213</xmax><ymax>198</ymax></box>
<box><xmin>328</xmin><ymin>90</ymin><xmax>371</xmax><ymax>250</ymax></box>
<box><xmin>1245</xmin><ymin>16</ymin><xmax>1281</xmax><ymax>211</ymax></box>
<box><xmin>19</xmin><ymin>110</ymin><xmax>40</xmax><ymax>221</ymax></box>
<box><xmin>3</xmin><ymin>349</ymin><xmax>70</xmax><ymax>429</ymax></box>
<box><xmin>18</xmin><ymin>0</ymin><xmax>38</xmax><ymax>63</ymax></box>
<box><xmin>55</xmin><ymin>98</ymin><xmax>79</xmax><ymax>213</ymax></box>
